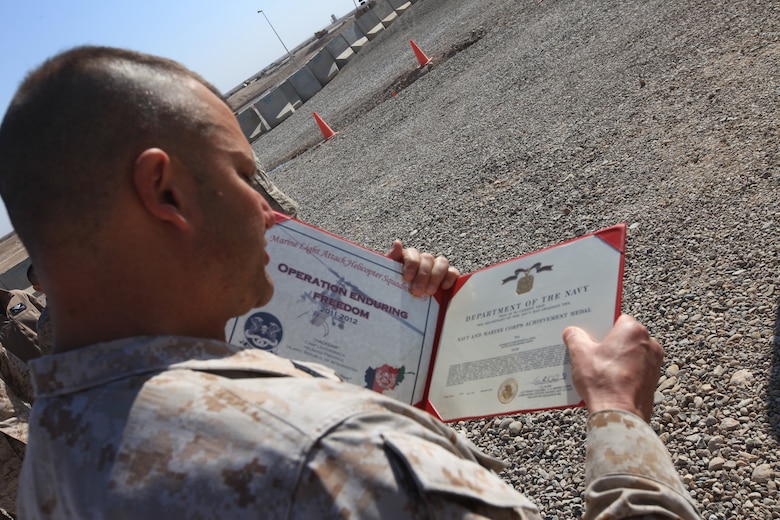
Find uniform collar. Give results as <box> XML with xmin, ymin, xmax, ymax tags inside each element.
<box><xmin>28</xmin><ymin>336</ymin><xmax>307</xmax><ymax>399</ymax></box>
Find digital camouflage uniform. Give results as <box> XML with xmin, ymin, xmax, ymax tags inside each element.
<box><xmin>34</xmin><ymin>306</ymin><xmax>53</xmax><ymax>356</ymax></box>
<box><xmin>0</xmin><ymin>289</ymin><xmax>44</xmax><ymax>363</ymax></box>
<box><xmin>1</xmin><ymin>344</ymin><xmax>33</xmax><ymax>518</ymax></box>
<box><xmin>253</xmin><ymin>153</ymin><xmax>299</xmax><ymax>217</ymax></box>
<box><xmin>0</xmin><ymin>289</ymin><xmax>41</xmax><ymax>518</ymax></box>
<box><xmin>19</xmin><ymin>337</ymin><xmax>700</xmax><ymax>519</ymax></box>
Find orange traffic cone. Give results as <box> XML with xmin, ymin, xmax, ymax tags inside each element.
<box><xmin>313</xmin><ymin>112</ymin><xmax>338</xmax><ymax>140</ymax></box>
<box><xmin>410</xmin><ymin>39</ymin><xmax>431</xmax><ymax>67</ymax></box>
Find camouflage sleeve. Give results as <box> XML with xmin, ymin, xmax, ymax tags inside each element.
<box><xmin>0</xmin><ymin>344</ymin><xmax>33</xmax><ymax>404</ymax></box>
<box><xmin>292</xmin><ymin>409</ymin><xmax>542</xmax><ymax>520</ymax></box>
<box><xmin>27</xmin><ymin>293</ymin><xmax>45</xmax><ymax>314</ymax></box>
<box><xmin>35</xmin><ymin>307</ymin><xmax>54</xmax><ymax>356</ymax></box>
<box><xmin>583</xmin><ymin>410</ymin><xmax>702</xmax><ymax>519</ymax></box>
<box><xmin>252</xmin><ymin>153</ymin><xmax>299</xmax><ymax>217</ymax></box>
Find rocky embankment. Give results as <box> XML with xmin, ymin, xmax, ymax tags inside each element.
<box><xmin>248</xmin><ymin>0</ymin><xmax>780</xmax><ymax>517</ymax></box>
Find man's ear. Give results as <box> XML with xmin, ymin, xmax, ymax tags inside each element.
<box><xmin>133</xmin><ymin>148</ymin><xmax>191</xmax><ymax>231</ymax></box>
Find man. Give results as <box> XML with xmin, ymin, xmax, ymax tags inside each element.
<box><xmin>0</xmin><ymin>342</ymin><xmax>33</xmax><ymax>519</ymax></box>
<box><xmin>0</xmin><ymin>286</ymin><xmax>44</xmax><ymax>363</ymax></box>
<box><xmin>0</xmin><ymin>271</ymin><xmax>43</xmax><ymax>519</ymax></box>
<box><xmin>252</xmin><ymin>152</ymin><xmax>299</xmax><ymax>218</ymax></box>
<box><xmin>0</xmin><ymin>47</ymin><xmax>700</xmax><ymax>519</ymax></box>
<box><xmin>26</xmin><ymin>265</ymin><xmax>53</xmax><ymax>355</ymax></box>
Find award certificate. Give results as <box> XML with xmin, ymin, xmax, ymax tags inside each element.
<box><xmin>424</xmin><ymin>229</ymin><xmax>624</xmax><ymax>421</ymax></box>
<box><xmin>226</xmin><ymin>216</ymin><xmax>440</xmax><ymax>406</ymax></box>
<box><xmin>227</xmin><ymin>216</ymin><xmax>626</xmax><ymax>422</ymax></box>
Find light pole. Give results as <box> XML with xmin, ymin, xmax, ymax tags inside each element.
<box><xmin>257</xmin><ymin>9</ymin><xmax>300</xmax><ymax>68</ymax></box>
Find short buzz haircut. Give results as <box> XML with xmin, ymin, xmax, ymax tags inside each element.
<box><xmin>26</xmin><ymin>263</ymin><xmax>38</xmax><ymax>286</ymax></box>
<box><xmin>0</xmin><ymin>46</ymin><xmax>227</xmax><ymax>258</ymax></box>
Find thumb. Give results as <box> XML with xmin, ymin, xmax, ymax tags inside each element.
<box><xmin>562</xmin><ymin>326</ymin><xmax>593</xmax><ymax>350</ymax></box>
<box><xmin>386</xmin><ymin>240</ymin><xmax>404</xmax><ymax>262</ymax></box>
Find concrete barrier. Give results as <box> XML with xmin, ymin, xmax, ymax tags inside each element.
<box><xmin>355</xmin><ymin>10</ymin><xmax>384</xmax><ymax>40</ymax></box>
<box><xmin>307</xmin><ymin>49</ymin><xmax>340</xmax><ymax>86</ymax></box>
<box><xmin>339</xmin><ymin>23</ymin><xmax>369</xmax><ymax>53</ymax></box>
<box><xmin>371</xmin><ymin>0</ymin><xmax>399</xmax><ymax>27</ymax></box>
<box><xmin>278</xmin><ymin>80</ymin><xmax>303</xmax><ymax>110</ymax></box>
<box><xmin>231</xmin><ymin>0</ymin><xmax>419</xmax><ymax>134</ymax></box>
<box><xmin>387</xmin><ymin>0</ymin><xmax>412</xmax><ymax>14</ymax></box>
<box><xmin>237</xmin><ymin>107</ymin><xmax>266</xmax><ymax>140</ymax></box>
<box><xmin>288</xmin><ymin>65</ymin><xmax>323</xmax><ymax>102</ymax></box>
<box><xmin>254</xmin><ymin>87</ymin><xmax>296</xmax><ymax>129</ymax></box>
<box><xmin>0</xmin><ymin>258</ymin><xmax>31</xmax><ymax>291</ymax></box>
<box><xmin>325</xmin><ymin>34</ymin><xmax>355</xmax><ymax>68</ymax></box>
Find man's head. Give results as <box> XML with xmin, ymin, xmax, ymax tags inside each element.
<box><xmin>26</xmin><ymin>264</ymin><xmax>43</xmax><ymax>293</ymax></box>
<box><xmin>0</xmin><ymin>46</ymin><xmax>223</xmax><ymax>255</ymax></box>
<box><xmin>0</xmin><ymin>46</ymin><xmax>276</xmax><ymax>347</ymax></box>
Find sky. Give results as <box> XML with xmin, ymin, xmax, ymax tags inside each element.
<box><xmin>0</xmin><ymin>0</ymin><xmax>356</xmax><ymax>238</ymax></box>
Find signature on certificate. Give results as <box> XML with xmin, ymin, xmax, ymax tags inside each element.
<box><xmin>532</xmin><ymin>373</ymin><xmax>566</xmax><ymax>385</ymax></box>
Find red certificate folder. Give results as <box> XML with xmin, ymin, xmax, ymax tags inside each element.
<box><xmin>227</xmin><ymin>215</ymin><xmax>626</xmax><ymax>422</ymax></box>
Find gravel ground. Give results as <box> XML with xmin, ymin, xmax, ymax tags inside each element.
<box><xmin>249</xmin><ymin>0</ymin><xmax>780</xmax><ymax>517</ymax></box>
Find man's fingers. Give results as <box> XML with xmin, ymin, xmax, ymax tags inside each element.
<box><xmin>386</xmin><ymin>240</ymin><xmax>404</xmax><ymax>263</ymax></box>
<box><xmin>564</xmin><ymin>315</ymin><xmax>664</xmax><ymax>422</ymax></box>
<box><xmin>385</xmin><ymin>242</ymin><xmax>422</xmax><ymax>283</ymax></box>
<box><xmin>386</xmin><ymin>242</ymin><xmax>460</xmax><ymax>296</ymax></box>
<box><xmin>409</xmin><ymin>252</ymin><xmax>434</xmax><ymax>295</ymax></box>
<box><xmin>440</xmin><ymin>262</ymin><xmax>460</xmax><ymax>291</ymax></box>
<box><xmin>422</xmin><ymin>256</ymin><xmax>455</xmax><ymax>295</ymax></box>
<box><xmin>562</xmin><ymin>325</ymin><xmax>593</xmax><ymax>351</ymax></box>
<box><xmin>400</xmin><ymin>247</ymin><xmax>422</xmax><ymax>283</ymax></box>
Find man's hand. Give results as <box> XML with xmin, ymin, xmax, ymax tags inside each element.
<box><xmin>563</xmin><ymin>314</ymin><xmax>664</xmax><ymax>422</ymax></box>
<box><xmin>386</xmin><ymin>240</ymin><xmax>460</xmax><ymax>297</ymax></box>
